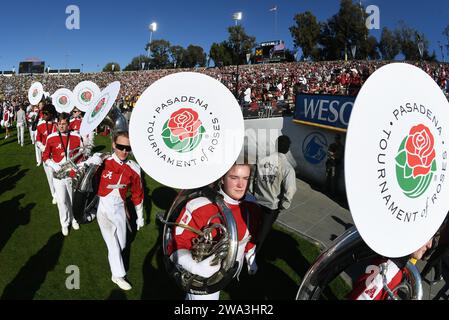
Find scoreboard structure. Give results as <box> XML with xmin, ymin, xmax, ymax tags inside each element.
<box><xmin>19</xmin><ymin>60</ymin><xmax>45</xmax><ymax>74</ymax></box>
<box><xmin>254</xmin><ymin>40</ymin><xmax>286</xmax><ymax>63</ymax></box>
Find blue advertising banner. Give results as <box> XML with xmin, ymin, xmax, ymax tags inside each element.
<box><xmin>294</xmin><ymin>94</ymin><xmax>355</xmax><ymax>131</ymax></box>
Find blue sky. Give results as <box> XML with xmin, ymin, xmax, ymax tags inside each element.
<box><xmin>0</xmin><ymin>0</ymin><xmax>448</xmax><ymax>72</ymax></box>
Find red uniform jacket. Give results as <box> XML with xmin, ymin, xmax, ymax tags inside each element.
<box><xmin>36</xmin><ymin>120</ymin><xmax>58</xmax><ymax>146</ymax></box>
<box><xmin>96</xmin><ymin>153</ymin><xmax>144</xmax><ymax>206</ymax></box>
<box><xmin>347</xmin><ymin>258</ymin><xmax>406</xmax><ymax>300</ymax></box>
<box><xmin>167</xmin><ymin>191</ymin><xmax>262</xmax><ymax>256</ymax></box>
<box><xmin>42</xmin><ymin>131</ymin><xmax>82</xmax><ymax>165</ymax></box>
<box><xmin>69</xmin><ymin>117</ymin><xmax>82</xmax><ymax>132</ymax></box>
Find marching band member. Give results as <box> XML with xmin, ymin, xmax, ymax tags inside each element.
<box><xmin>89</xmin><ymin>131</ymin><xmax>144</xmax><ymax>291</ymax></box>
<box><xmin>168</xmin><ymin>164</ymin><xmax>262</xmax><ymax>300</ymax></box>
<box><xmin>42</xmin><ymin>113</ymin><xmax>83</xmax><ymax>236</ymax></box>
<box><xmin>27</xmin><ymin>105</ymin><xmax>39</xmax><ymax>145</ymax></box>
<box><xmin>348</xmin><ymin>239</ymin><xmax>432</xmax><ymax>300</ymax></box>
<box><xmin>69</xmin><ymin>107</ymin><xmax>94</xmax><ymax>155</ymax></box>
<box><xmin>15</xmin><ymin>105</ymin><xmax>26</xmax><ymax>147</ymax></box>
<box><xmin>2</xmin><ymin>104</ymin><xmax>13</xmax><ymax>139</ymax></box>
<box><xmin>36</xmin><ymin>104</ymin><xmax>58</xmax><ymax>204</ymax></box>
<box><xmin>33</xmin><ymin>101</ymin><xmax>46</xmax><ymax>166</ymax></box>
<box><xmin>69</xmin><ymin>107</ymin><xmax>82</xmax><ymax>132</ymax></box>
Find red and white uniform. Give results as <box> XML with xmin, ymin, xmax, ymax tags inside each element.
<box><xmin>69</xmin><ymin>117</ymin><xmax>82</xmax><ymax>132</ymax></box>
<box><xmin>70</xmin><ymin>116</ymin><xmax>94</xmax><ymax>154</ymax></box>
<box><xmin>347</xmin><ymin>258</ymin><xmax>406</xmax><ymax>300</ymax></box>
<box><xmin>43</xmin><ymin>131</ymin><xmax>82</xmax><ymax>228</ymax></box>
<box><xmin>168</xmin><ymin>189</ymin><xmax>261</xmax><ymax>300</ymax></box>
<box><xmin>2</xmin><ymin>106</ymin><xmax>13</xmax><ymax>127</ymax></box>
<box><xmin>36</xmin><ymin>120</ymin><xmax>58</xmax><ymax>150</ymax></box>
<box><xmin>36</xmin><ymin>120</ymin><xmax>58</xmax><ymax>198</ymax></box>
<box><xmin>96</xmin><ymin>153</ymin><xmax>144</xmax><ymax>278</ymax></box>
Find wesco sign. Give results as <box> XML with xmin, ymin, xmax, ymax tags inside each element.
<box><xmin>294</xmin><ymin>94</ymin><xmax>355</xmax><ymax>131</ymax></box>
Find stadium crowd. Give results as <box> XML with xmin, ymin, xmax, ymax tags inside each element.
<box><xmin>1</xmin><ymin>60</ymin><xmax>449</xmax><ymax>119</ymax></box>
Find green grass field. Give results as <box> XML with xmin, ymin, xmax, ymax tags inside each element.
<box><xmin>0</xmin><ymin>126</ymin><xmax>350</xmax><ymax>300</ymax></box>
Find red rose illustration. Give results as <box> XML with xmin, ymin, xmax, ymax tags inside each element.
<box><xmin>405</xmin><ymin>124</ymin><xmax>436</xmax><ymax>177</ymax></box>
<box><xmin>168</xmin><ymin>108</ymin><xmax>202</xmax><ymax>141</ymax></box>
<box><xmin>59</xmin><ymin>96</ymin><xmax>68</xmax><ymax>105</ymax></box>
<box><xmin>81</xmin><ymin>91</ymin><xmax>92</xmax><ymax>102</ymax></box>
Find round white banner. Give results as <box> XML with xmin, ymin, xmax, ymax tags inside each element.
<box><xmin>28</xmin><ymin>82</ymin><xmax>44</xmax><ymax>105</ymax></box>
<box><xmin>80</xmin><ymin>81</ymin><xmax>120</xmax><ymax>136</ymax></box>
<box><xmin>73</xmin><ymin>81</ymin><xmax>101</xmax><ymax>112</ymax></box>
<box><xmin>130</xmin><ymin>72</ymin><xmax>244</xmax><ymax>190</ymax></box>
<box><xmin>52</xmin><ymin>88</ymin><xmax>75</xmax><ymax>114</ymax></box>
<box><xmin>346</xmin><ymin>63</ymin><xmax>449</xmax><ymax>258</ymax></box>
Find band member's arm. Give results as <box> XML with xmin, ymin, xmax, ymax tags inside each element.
<box><xmin>129</xmin><ymin>162</ymin><xmax>145</xmax><ymax>230</ymax></box>
<box><xmin>35</xmin><ymin>124</ymin><xmax>45</xmax><ymax>151</ymax></box>
<box><xmin>244</xmin><ymin>202</ymin><xmax>262</xmax><ymax>275</ymax></box>
<box><xmin>171</xmin><ymin>249</ymin><xmax>221</xmax><ymax>278</ymax></box>
<box><xmin>42</xmin><ymin>139</ymin><xmax>60</xmax><ymax>172</ymax></box>
<box><xmin>80</xmin><ymin>153</ymin><xmax>103</xmax><ymax>166</ymax></box>
<box><xmin>171</xmin><ymin>202</ymin><xmax>221</xmax><ymax>277</ymax></box>
<box><xmin>280</xmin><ymin>166</ymin><xmax>297</xmax><ymax>210</ymax></box>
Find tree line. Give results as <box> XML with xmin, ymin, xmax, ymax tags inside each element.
<box><xmin>104</xmin><ymin>0</ymin><xmax>447</xmax><ymax>71</ymax></box>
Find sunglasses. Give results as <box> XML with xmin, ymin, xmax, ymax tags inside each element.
<box><xmin>115</xmin><ymin>143</ymin><xmax>132</xmax><ymax>152</ymax></box>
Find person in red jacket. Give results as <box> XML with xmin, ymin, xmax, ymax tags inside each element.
<box><xmin>348</xmin><ymin>239</ymin><xmax>433</xmax><ymax>300</ymax></box>
<box><xmin>42</xmin><ymin>113</ymin><xmax>83</xmax><ymax>236</ymax></box>
<box><xmin>36</xmin><ymin>104</ymin><xmax>58</xmax><ymax>204</ymax></box>
<box><xmin>168</xmin><ymin>163</ymin><xmax>262</xmax><ymax>300</ymax></box>
<box><xmin>68</xmin><ymin>107</ymin><xmax>82</xmax><ymax>132</ymax></box>
<box><xmin>88</xmin><ymin>131</ymin><xmax>144</xmax><ymax>291</ymax></box>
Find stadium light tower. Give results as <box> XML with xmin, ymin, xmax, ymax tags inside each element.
<box><xmin>438</xmin><ymin>41</ymin><xmax>444</xmax><ymax>62</ymax></box>
<box><xmin>418</xmin><ymin>39</ymin><xmax>424</xmax><ymax>61</ymax></box>
<box><xmin>148</xmin><ymin>22</ymin><xmax>158</xmax><ymax>58</ymax></box>
<box><xmin>233</xmin><ymin>12</ymin><xmax>242</xmax><ymax>26</ymax></box>
<box><xmin>232</xmin><ymin>12</ymin><xmax>244</xmax><ymax>100</ymax></box>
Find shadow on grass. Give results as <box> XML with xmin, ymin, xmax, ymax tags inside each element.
<box><xmin>0</xmin><ymin>194</ymin><xmax>34</xmax><ymax>253</ymax></box>
<box><xmin>0</xmin><ymin>165</ymin><xmax>29</xmax><ymax>197</ymax></box>
<box><xmin>121</xmin><ymin>177</ymin><xmax>156</xmax><ymax>279</ymax></box>
<box><xmin>151</xmin><ymin>187</ymin><xmax>179</xmax><ymax>212</ymax></box>
<box><xmin>1</xmin><ymin>233</ymin><xmax>64</xmax><ymax>299</ymax></box>
<box><xmin>140</xmin><ymin>221</ymin><xmax>185</xmax><ymax>300</ymax></box>
<box><xmin>123</xmin><ymin>200</ymin><xmax>138</xmax><ymax>275</ymax></box>
<box><xmin>142</xmin><ymin>178</ymin><xmax>155</xmax><ymax>225</ymax></box>
<box><xmin>0</xmin><ymin>138</ymin><xmax>21</xmax><ymax>148</ymax></box>
<box><xmin>224</xmin><ymin>228</ymin><xmax>313</xmax><ymax>300</ymax></box>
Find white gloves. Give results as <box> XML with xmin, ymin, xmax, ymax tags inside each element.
<box><xmin>135</xmin><ymin>203</ymin><xmax>144</xmax><ymax>231</ymax></box>
<box><xmin>245</xmin><ymin>249</ymin><xmax>258</xmax><ymax>276</ymax></box>
<box><xmin>36</xmin><ymin>142</ymin><xmax>45</xmax><ymax>152</ymax></box>
<box><xmin>84</xmin><ymin>153</ymin><xmax>103</xmax><ymax>166</ymax></box>
<box><xmin>46</xmin><ymin>160</ymin><xmax>61</xmax><ymax>172</ymax></box>
<box><xmin>172</xmin><ymin>249</ymin><xmax>221</xmax><ymax>278</ymax></box>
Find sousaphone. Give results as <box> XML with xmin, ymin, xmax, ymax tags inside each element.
<box><xmin>129</xmin><ymin>72</ymin><xmax>245</xmax><ymax>295</ymax></box>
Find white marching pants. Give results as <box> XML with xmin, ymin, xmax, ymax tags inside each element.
<box><xmin>186</xmin><ymin>292</ymin><xmax>220</xmax><ymax>300</ymax></box>
<box><xmin>43</xmin><ymin>162</ymin><xmax>56</xmax><ymax>198</ymax></box>
<box><xmin>29</xmin><ymin>127</ymin><xmax>36</xmax><ymax>144</ymax></box>
<box><xmin>16</xmin><ymin>123</ymin><xmax>25</xmax><ymax>145</ymax></box>
<box><xmin>97</xmin><ymin>195</ymin><xmax>127</xmax><ymax>278</ymax></box>
<box><xmin>53</xmin><ymin>177</ymin><xmax>75</xmax><ymax>228</ymax></box>
<box><xmin>35</xmin><ymin>143</ymin><xmax>42</xmax><ymax>164</ymax></box>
